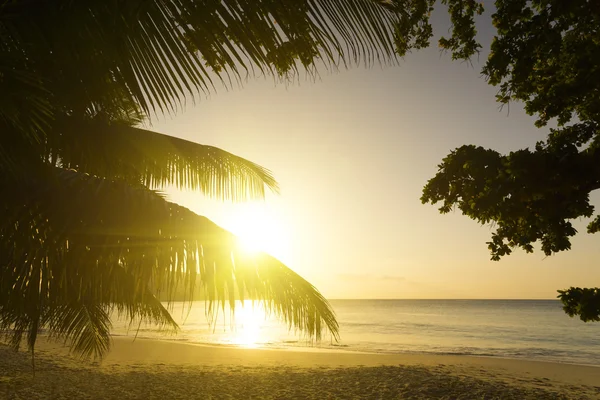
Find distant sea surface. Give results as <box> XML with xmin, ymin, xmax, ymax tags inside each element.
<box><xmin>111</xmin><ymin>299</ymin><xmax>600</xmax><ymax>367</ymax></box>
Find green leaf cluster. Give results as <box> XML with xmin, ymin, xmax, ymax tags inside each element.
<box><xmin>558</xmin><ymin>287</ymin><xmax>600</xmax><ymax>322</ymax></box>
<box><xmin>422</xmin><ymin>1</ymin><xmax>600</xmax><ymax>320</ymax></box>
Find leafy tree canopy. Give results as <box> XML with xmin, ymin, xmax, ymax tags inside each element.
<box><xmin>419</xmin><ymin>0</ymin><xmax>600</xmax><ymax>320</ymax></box>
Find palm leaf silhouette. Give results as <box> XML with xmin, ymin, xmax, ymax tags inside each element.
<box><xmin>50</xmin><ymin>116</ymin><xmax>279</xmax><ymax>199</ymax></box>
<box><xmin>1</xmin><ymin>0</ymin><xmax>402</xmax><ymax>360</ymax></box>
<box><xmin>1</xmin><ymin>167</ymin><xmax>338</xmax><ymax>358</ymax></box>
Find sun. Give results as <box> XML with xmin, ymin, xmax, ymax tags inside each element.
<box><xmin>223</xmin><ymin>203</ymin><xmax>290</xmax><ymax>262</ymax></box>
<box><xmin>236</xmin><ymin>232</ymin><xmax>264</xmax><ymax>255</ymax></box>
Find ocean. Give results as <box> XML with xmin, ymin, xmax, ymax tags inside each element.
<box><xmin>111</xmin><ymin>299</ymin><xmax>600</xmax><ymax>367</ymax></box>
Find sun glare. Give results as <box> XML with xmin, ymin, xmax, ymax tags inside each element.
<box><xmin>224</xmin><ymin>203</ymin><xmax>290</xmax><ymax>262</ymax></box>
<box><xmin>236</xmin><ymin>234</ymin><xmax>263</xmax><ymax>255</ymax></box>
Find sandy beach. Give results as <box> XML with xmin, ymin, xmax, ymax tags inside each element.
<box><xmin>0</xmin><ymin>337</ymin><xmax>598</xmax><ymax>399</ymax></box>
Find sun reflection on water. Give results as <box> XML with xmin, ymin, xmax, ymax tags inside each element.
<box><xmin>223</xmin><ymin>300</ymin><xmax>267</xmax><ymax>348</ymax></box>
<box><xmin>111</xmin><ymin>300</ymin><xmax>307</xmax><ymax>350</ymax></box>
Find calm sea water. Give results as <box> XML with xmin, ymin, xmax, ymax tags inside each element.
<box><xmin>111</xmin><ymin>299</ymin><xmax>600</xmax><ymax>366</ymax></box>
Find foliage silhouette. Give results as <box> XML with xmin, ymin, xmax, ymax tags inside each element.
<box><xmin>0</xmin><ymin>0</ymin><xmax>434</xmax><ymax>360</ymax></box>
<box><xmin>5</xmin><ymin>0</ymin><xmax>596</xmax><ymax>364</ymax></box>
<box><xmin>419</xmin><ymin>1</ymin><xmax>600</xmax><ymax>320</ymax></box>
<box><xmin>4</xmin><ymin>0</ymin><xmax>487</xmax><ymax>360</ymax></box>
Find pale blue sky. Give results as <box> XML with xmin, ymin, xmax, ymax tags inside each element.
<box><xmin>153</xmin><ymin>3</ymin><xmax>600</xmax><ymax>299</ymax></box>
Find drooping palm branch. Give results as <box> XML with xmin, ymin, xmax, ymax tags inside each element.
<box><xmin>1</xmin><ymin>1</ymin><xmax>404</xmax><ymax>158</ymax></box>
<box><xmin>0</xmin><ymin>0</ymin><xmax>411</xmax><ymax>189</ymax></box>
<box><xmin>0</xmin><ymin>0</ymin><xmax>405</xmax><ymax>359</ymax></box>
<box><xmin>48</xmin><ymin>116</ymin><xmax>279</xmax><ymax>199</ymax></box>
<box><xmin>0</xmin><ymin>167</ymin><xmax>338</xmax><ymax>358</ymax></box>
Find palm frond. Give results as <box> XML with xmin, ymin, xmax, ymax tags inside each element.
<box><xmin>41</xmin><ymin>266</ymin><xmax>177</xmax><ymax>360</ymax></box>
<box><xmin>0</xmin><ymin>43</ymin><xmax>53</xmax><ymax>174</ymax></box>
<box><xmin>1</xmin><ymin>0</ymin><xmax>406</xmax><ymax>179</ymax></box>
<box><xmin>43</xmin><ymin>303</ymin><xmax>112</xmax><ymax>360</ymax></box>
<box><xmin>50</xmin><ymin>116</ymin><xmax>278</xmax><ymax>199</ymax></box>
<box><xmin>0</xmin><ymin>166</ymin><xmax>338</xmax><ymax>358</ymax></box>
<box><xmin>230</xmin><ymin>251</ymin><xmax>339</xmax><ymax>341</ymax></box>
<box><xmin>2</xmin><ymin>0</ymin><xmax>402</xmax><ymax>119</ymax></box>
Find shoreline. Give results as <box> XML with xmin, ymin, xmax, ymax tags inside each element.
<box><xmin>2</xmin><ymin>337</ymin><xmax>599</xmax><ymax>399</ymax></box>
<box><xmin>111</xmin><ymin>333</ymin><xmax>600</xmax><ymax>369</ymax></box>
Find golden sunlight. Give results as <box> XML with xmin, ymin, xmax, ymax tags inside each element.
<box><xmin>223</xmin><ymin>203</ymin><xmax>291</xmax><ymax>262</ymax></box>
<box><xmin>228</xmin><ymin>300</ymin><xmax>267</xmax><ymax>348</ymax></box>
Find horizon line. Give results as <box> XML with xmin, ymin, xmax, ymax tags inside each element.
<box><xmin>326</xmin><ymin>298</ymin><xmax>560</xmax><ymax>301</ymax></box>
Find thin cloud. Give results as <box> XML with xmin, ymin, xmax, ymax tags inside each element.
<box><xmin>338</xmin><ymin>273</ymin><xmax>406</xmax><ymax>283</ymax></box>
<box><xmin>380</xmin><ymin>275</ymin><xmax>407</xmax><ymax>283</ymax></box>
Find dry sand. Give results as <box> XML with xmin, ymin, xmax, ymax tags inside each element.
<box><xmin>1</xmin><ymin>337</ymin><xmax>599</xmax><ymax>399</ymax></box>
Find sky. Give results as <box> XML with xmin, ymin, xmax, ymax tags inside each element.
<box><xmin>151</xmin><ymin>3</ymin><xmax>600</xmax><ymax>299</ymax></box>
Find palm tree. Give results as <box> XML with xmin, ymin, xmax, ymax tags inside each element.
<box><xmin>0</xmin><ymin>0</ymin><xmax>407</xmax><ymax>360</ymax></box>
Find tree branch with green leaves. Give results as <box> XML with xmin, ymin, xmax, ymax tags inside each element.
<box><xmin>422</xmin><ymin>0</ymin><xmax>600</xmax><ymax>321</ymax></box>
